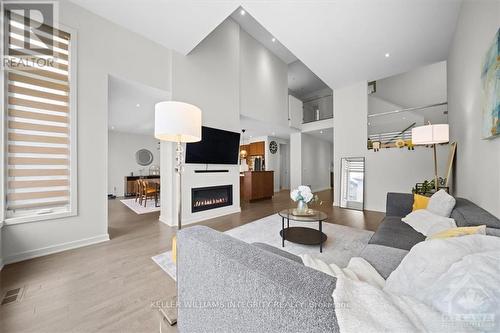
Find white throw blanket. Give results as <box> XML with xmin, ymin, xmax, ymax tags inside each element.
<box><xmin>302</xmin><ymin>235</ymin><xmax>500</xmax><ymax>333</ymax></box>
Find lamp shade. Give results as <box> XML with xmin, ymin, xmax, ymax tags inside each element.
<box><xmin>154</xmin><ymin>101</ymin><xmax>202</xmax><ymax>142</ymax></box>
<box><xmin>411</xmin><ymin>124</ymin><xmax>449</xmax><ymax>145</ymax></box>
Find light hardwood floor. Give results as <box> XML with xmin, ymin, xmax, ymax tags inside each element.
<box><xmin>0</xmin><ymin>190</ymin><xmax>384</xmax><ymax>332</ymax></box>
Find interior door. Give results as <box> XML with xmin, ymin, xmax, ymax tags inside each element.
<box><xmin>279</xmin><ymin>144</ymin><xmax>290</xmax><ymax>190</ymax></box>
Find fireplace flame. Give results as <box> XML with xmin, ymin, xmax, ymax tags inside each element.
<box><xmin>193</xmin><ymin>197</ymin><xmax>228</xmax><ymax>208</ymax></box>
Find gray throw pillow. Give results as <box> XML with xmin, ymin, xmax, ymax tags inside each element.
<box><xmin>427</xmin><ymin>189</ymin><xmax>456</xmax><ymax>217</ymax></box>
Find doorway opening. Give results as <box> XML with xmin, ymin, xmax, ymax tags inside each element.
<box><xmin>107</xmin><ymin>75</ymin><xmax>170</xmax><ymax>236</ymax></box>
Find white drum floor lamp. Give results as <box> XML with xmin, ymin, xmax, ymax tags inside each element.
<box><xmin>411</xmin><ymin>123</ymin><xmax>449</xmax><ymax>191</ymax></box>
<box><xmin>154</xmin><ymin>101</ymin><xmax>201</xmax><ymax>326</ymax></box>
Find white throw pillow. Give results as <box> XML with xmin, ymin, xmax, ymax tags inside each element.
<box><xmin>402</xmin><ymin>209</ymin><xmax>457</xmax><ymax>236</ymax></box>
<box><xmin>426</xmin><ymin>189</ymin><xmax>456</xmax><ymax>217</ymax></box>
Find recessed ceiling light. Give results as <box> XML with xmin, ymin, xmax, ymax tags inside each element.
<box><xmin>385</xmin><ymin>53</ymin><xmax>390</xmax><ymax>58</ymax></box>
<box><xmin>272</xmin><ymin>38</ymin><xmax>276</xmax><ymax>43</ymax></box>
<box><xmin>240</xmin><ymin>9</ymin><xmax>245</xmax><ymax>15</ymax></box>
<box><xmin>320</xmin><ymin>130</ymin><xmax>323</xmax><ymax>134</ymax></box>
<box><xmin>111</xmin><ymin>126</ymin><xmax>115</xmax><ymax>130</ymax></box>
<box><xmin>249</xmin><ymin>135</ymin><xmax>253</xmax><ymax>138</ymax></box>
<box><xmin>136</xmin><ymin>103</ymin><xmax>141</xmax><ymax>107</ymax></box>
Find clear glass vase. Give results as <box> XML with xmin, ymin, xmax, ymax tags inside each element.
<box><xmin>296</xmin><ymin>200</ymin><xmax>308</xmax><ymax>213</ymax></box>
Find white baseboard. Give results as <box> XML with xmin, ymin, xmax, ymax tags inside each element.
<box><xmin>159</xmin><ymin>215</ymin><xmax>173</xmax><ymax>226</ymax></box>
<box><xmin>158</xmin><ymin>206</ymin><xmax>242</xmax><ymax>227</ymax></box>
<box><xmin>4</xmin><ymin>234</ymin><xmax>110</xmax><ymax>265</ymax></box>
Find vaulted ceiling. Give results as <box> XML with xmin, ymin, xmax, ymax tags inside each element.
<box><xmin>69</xmin><ymin>0</ymin><xmax>462</xmax><ymax>89</ymax></box>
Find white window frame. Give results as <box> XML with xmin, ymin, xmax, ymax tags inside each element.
<box><xmin>1</xmin><ymin>21</ymin><xmax>78</xmax><ymax>225</ymax></box>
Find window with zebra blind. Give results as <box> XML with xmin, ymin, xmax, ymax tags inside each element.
<box><xmin>3</xmin><ymin>10</ymin><xmax>77</xmax><ymax>223</ymax></box>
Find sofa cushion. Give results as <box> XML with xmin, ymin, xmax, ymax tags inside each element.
<box><xmin>401</xmin><ymin>209</ymin><xmax>457</xmax><ymax>236</ymax></box>
<box><xmin>451</xmin><ymin>198</ymin><xmax>500</xmax><ymax>229</ymax></box>
<box><xmin>487</xmin><ymin>227</ymin><xmax>500</xmax><ymax>237</ymax></box>
<box><xmin>427</xmin><ymin>189</ymin><xmax>456</xmax><ymax>217</ymax></box>
<box><xmin>252</xmin><ymin>242</ymin><xmax>303</xmax><ymax>264</ymax></box>
<box><xmin>359</xmin><ymin>244</ymin><xmax>409</xmax><ymax>279</ymax></box>
<box><xmin>369</xmin><ymin>216</ymin><xmax>426</xmax><ymax>250</ymax></box>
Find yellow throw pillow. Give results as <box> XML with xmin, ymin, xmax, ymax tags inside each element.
<box><xmin>428</xmin><ymin>225</ymin><xmax>487</xmax><ymax>240</ymax></box>
<box><xmin>171</xmin><ymin>236</ymin><xmax>177</xmax><ymax>263</ymax></box>
<box><xmin>412</xmin><ymin>194</ymin><xmax>430</xmax><ymax>211</ymax></box>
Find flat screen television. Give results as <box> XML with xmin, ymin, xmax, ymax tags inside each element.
<box><xmin>185</xmin><ymin>126</ymin><xmax>241</xmax><ymax>164</ymax></box>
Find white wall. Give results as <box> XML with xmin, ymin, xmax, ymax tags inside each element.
<box><xmin>447</xmin><ymin>0</ymin><xmax>500</xmax><ymax>218</ymax></box>
<box><xmin>301</xmin><ymin>134</ymin><xmax>333</xmax><ymax>192</ymax></box>
<box><xmin>290</xmin><ymin>132</ymin><xmax>302</xmax><ymax>190</ymax></box>
<box><xmin>289</xmin><ymin>94</ymin><xmax>303</xmax><ymax>129</ymax></box>
<box><xmin>2</xmin><ymin>1</ymin><xmax>172</xmax><ymax>264</ymax></box>
<box><xmin>266</xmin><ymin>137</ymin><xmax>286</xmax><ymax>192</ymax></box>
<box><xmin>108</xmin><ymin>131</ymin><xmax>160</xmax><ymax>197</ymax></box>
<box><xmin>172</xmin><ymin>20</ymin><xmax>240</xmax><ymax>133</ymax></box>
<box><xmin>163</xmin><ymin>19</ymin><xmax>241</xmax><ymax>226</ymax></box>
<box><xmin>279</xmin><ymin>143</ymin><xmax>290</xmax><ymax>190</ymax></box>
<box><xmin>333</xmin><ymin>81</ymin><xmax>448</xmax><ymax>212</ymax></box>
<box><xmin>240</xmin><ymin>29</ymin><xmax>289</xmax><ymax>127</ymax></box>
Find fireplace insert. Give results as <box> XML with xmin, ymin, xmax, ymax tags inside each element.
<box><xmin>191</xmin><ymin>185</ymin><xmax>233</xmax><ymax>213</ymax></box>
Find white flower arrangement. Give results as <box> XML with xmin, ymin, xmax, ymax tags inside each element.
<box><xmin>290</xmin><ymin>185</ymin><xmax>315</xmax><ymax>203</ymax></box>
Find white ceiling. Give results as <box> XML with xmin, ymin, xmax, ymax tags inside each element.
<box><xmin>230</xmin><ymin>8</ymin><xmax>297</xmax><ymax>65</ymax></box>
<box><xmin>303</xmin><ymin>128</ymin><xmax>334</xmax><ymax>144</ymax></box>
<box><xmin>70</xmin><ymin>0</ymin><xmax>462</xmax><ymax>89</ymax></box>
<box><xmin>240</xmin><ymin>115</ymin><xmax>298</xmax><ymax>141</ymax></box>
<box><xmin>108</xmin><ymin>76</ymin><xmax>170</xmax><ymax>135</ymax></box>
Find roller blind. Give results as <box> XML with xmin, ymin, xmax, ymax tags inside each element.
<box><xmin>4</xmin><ymin>11</ymin><xmax>74</xmax><ymax>219</ymax></box>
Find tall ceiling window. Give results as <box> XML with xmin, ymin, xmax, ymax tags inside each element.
<box><xmin>3</xmin><ymin>9</ymin><xmax>77</xmax><ymax>223</ymax></box>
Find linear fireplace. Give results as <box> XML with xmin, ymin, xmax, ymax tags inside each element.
<box><xmin>191</xmin><ymin>185</ymin><xmax>233</xmax><ymax>213</ymax></box>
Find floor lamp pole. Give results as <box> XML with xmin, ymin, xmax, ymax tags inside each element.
<box><xmin>159</xmin><ymin>141</ymin><xmax>184</xmax><ymax>327</ymax></box>
<box><xmin>433</xmin><ymin>144</ymin><xmax>438</xmax><ymax>191</ymax></box>
<box><xmin>175</xmin><ymin>141</ymin><xmax>183</xmax><ymax>230</ymax></box>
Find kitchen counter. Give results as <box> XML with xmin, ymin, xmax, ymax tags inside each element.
<box><xmin>240</xmin><ymin>171</ymin><xmax>274</xmax><ymax>202</ymax></box>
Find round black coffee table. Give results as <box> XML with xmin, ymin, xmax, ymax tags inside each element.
<box><xmin>278</xmin><ymin>209</ymin><xmax>328</xmax><ymax>253</ymax></box>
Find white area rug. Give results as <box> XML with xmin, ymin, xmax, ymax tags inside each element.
<box><xmin>152</xmin><ymin>251</ymin><xmax>176</xmax><ymax>280</ymax></box>
<box><xmin>120</xmin><ymin>198</ymin><xmax>160</xmax><ymax>214</ymax></box>
<box><xmin>152</xmin><ymin>213</ymin><xmax>374</xmax><ymax>280</ymax></box>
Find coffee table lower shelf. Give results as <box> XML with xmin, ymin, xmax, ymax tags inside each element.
<box><xmin>279</xmin><ymin>227</ymin><xmax>327</xmax><ymax>248</ymax></box>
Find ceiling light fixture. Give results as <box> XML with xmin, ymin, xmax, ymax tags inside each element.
<box><xmin>320</xmin><ymin>130</ymin><xmax>323</xmax><ymax>134</ymax></box>
<box><xmin>136</xmin><ymin>103</ymin><xmax>141</xmax><ymax>107</ymax></box>
<box><xmin>385</xmin><ymin>53</ymin><xmax>390</xmax><ymax>58</ymax></box>
<box><xmin>272</xmin><ymin>38</ymin><xmax>276</xmax><ymax>43</ymax></box>
<box><xmin>240</xmin><ymin>9</ymin><xmax>245</xmax><ymax>15</ymax></box>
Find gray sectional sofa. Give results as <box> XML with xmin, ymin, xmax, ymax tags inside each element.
<box><xmin>177</xmin><ymin>193</ymin><xmax>500</xmax><ymax>332</ymax></box>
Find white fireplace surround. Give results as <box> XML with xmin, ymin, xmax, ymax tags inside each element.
<box><xmin>159</xmin><ymin>142</ymin><xmax>240</xmax><ymax>227</ymax></box>
<box><xmin>179</xmin><ymin>165</ymin><xmax>240</xmax><ymax>224</ymax></box>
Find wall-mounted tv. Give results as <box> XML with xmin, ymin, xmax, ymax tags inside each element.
<box><xmin>185</xmin><ymin>126</ymin><xmax>241</xmax><ymax>165</ymax></box>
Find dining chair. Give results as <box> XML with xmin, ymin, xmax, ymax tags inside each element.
<box><xmin>141</xmin><ymin>179</ymin><xmax>157</xmax><ymax>207</ymax></box>
<box><xmin>135</xmin><ymin>179</ymin><xmax>143</xmax><ymax>204</ymax></box>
